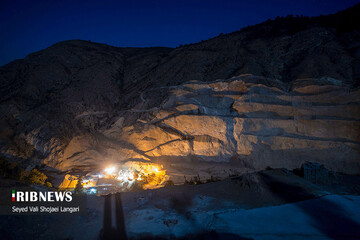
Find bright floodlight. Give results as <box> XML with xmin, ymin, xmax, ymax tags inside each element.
<box><xmin>104</xmin><ymin>166</ymin><xmax>116</xmax><ymax>175</ymax></box>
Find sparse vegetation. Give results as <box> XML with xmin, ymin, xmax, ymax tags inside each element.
<box><xmin>0</xmin><ymin>156</ymin><xmax>54</xmax><ymax>187</ymax></box>
<box><xmin>74</xmin><ymin>176</ymin><xmax>84</xmax><ymax>194</ymax></box>
<box><xmin>164</xmin><ymin>180</ymin><xmax>174</xmax><ymax>186</ymax></box>
<box><xmin>0</xmin><ymin>157</ymin><xmax>26</xmax><ymax>181</ymax></box>
<box><xmin>25</xmin><ymin>169</ymin><xmax>48</xmax><ymax>185</ymax></box>
<box><xmin>194</xmin><ymin>174</ymin><xmax>202</xmax><ymax>185</ymax></box>
<box><xmin>184</xmin><ymin>176</ymin><xmax>194</xmax><ymax>185</ymax></box>
<box><xmin>206</xmin><ymin>176</ymin><xmax>220</xmax><ymax>183</ymax></box>
<box><xmin>184</xmin><ymin>175</ymin><xmax>204</xmax><ymax>185</ymax></box>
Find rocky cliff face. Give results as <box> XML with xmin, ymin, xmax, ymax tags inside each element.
<box><xmin>0</xmin><ymin>5</ymin><xmax>360</xmax><ymax>177</ymax></box>
<box><xmin>50</xmin><ymin>75</ymin><xmax>360</xmax><ymax>179</ymax></box>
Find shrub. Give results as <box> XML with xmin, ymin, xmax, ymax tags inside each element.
<box><xmin>206</xmin><ymin>176</ymin><xmax>220</xmax><ymax>183</ymax></box>
<box><xmin>165</xmin><ymin>180</ymin><xmax>174</xmax><ymax>187</ymax></box>
<box><xmin>74</xmin><ymin>176</ymin><xmax>83</xmax><ymax>194</ymax></box>
<box><xmin>26</xmin><ymin>169</ymin><xmax>47</xmax><ymax>185</ymax></box>
<box><xmin>194</xmin><ymin>174</ymin><xmax>202</xmax><ymax>184</ymax></box>
<box><xmin>186</xmin><ymin>178</ymin><xmax>195</xmax><ymax>185</ymax></box>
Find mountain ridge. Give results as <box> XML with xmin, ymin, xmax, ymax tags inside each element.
<box><xmin>0</xmin><ymin>4</ymin><xmax>360</xmax><ymax>175</ymax></box>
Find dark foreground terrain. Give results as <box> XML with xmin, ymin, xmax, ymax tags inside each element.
<box><xmin>1</xmin><ymin>169</ymin><xmax>360</xmax><ymax>240</ymax></box>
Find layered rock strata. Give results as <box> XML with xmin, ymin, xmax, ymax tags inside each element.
<box><xmin>45</xmin><ymin>75</ymin><xmax>360</xmax><ymax>178</ymax></box>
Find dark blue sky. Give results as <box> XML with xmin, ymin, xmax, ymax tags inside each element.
<box><xmin>0</xmin><ymin>0</ymin><xmax>359</xmax><ymax>66</ymax></box>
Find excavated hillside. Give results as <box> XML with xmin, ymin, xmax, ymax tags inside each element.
<box><xmin>0</xmin><ymin>4</ymin><xmax>360</xmax><ymax>177</ymax></box>
<box><xmin>53</xmin><ymin>75</ymin><xmax>360</xmax><ymax>179</ymax></box>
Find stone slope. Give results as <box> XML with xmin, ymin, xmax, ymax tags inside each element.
<box><xmin>52</xmin><ymin>75</ymin><xmax>360</xmax><ymax>179</ymax></box>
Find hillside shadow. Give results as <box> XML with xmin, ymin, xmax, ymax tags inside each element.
<box><xmin>98</xmin><ymin>192</ymin><xmax>253</xmax><ymax>240</ymax></box>
<box><xmin>99</xmin><ymin>193</ymin><xmax>127</xmax><ymax>240</ymax></box>
<box><xmin>258</xmin><ymin>172</ymin><xmax>360</xmax><ymax>240</ymax></box>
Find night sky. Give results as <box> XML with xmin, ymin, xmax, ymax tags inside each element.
<box><xmin>0</xmin><ymin>0</ymin><xmax>359</xmax><ymax>66</ymax></box>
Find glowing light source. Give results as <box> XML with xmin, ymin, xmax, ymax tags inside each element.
<box><xmin>104</xmin><ymin>166</ymin><xmax>116</xmax><ymax>175</ymax></box>
<box><xmin>65</xmin><ymin>162</ymin><xmax>169</xmax><ymax>194</ymax></box>
<box><xmin>111</xmin><ymin>162</ymin><xmax>167</xmax><ymax>190</ymax></box>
